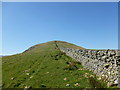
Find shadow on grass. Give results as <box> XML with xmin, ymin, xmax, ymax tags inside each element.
<box><xmin>63</xmin><ymin>61</ymin><xmax>81</xmax><ymax>70</ymax></box>
<box><xmin>88</xmin><ymin>77</ymin><xmax>107</xmax><ymax>89</ymax></box>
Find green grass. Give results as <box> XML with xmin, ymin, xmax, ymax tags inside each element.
<box><xmin>2</xmin><ymin>41</ymin><xmax>109</xmax><ymax>88</ymax></box>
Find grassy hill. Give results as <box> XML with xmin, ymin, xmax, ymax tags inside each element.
<box><xmin>2</xmin><ymin>41</ymin><xmax>108</xmax><ymax>88</ymax></box>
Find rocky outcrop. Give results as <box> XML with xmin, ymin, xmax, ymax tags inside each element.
<box><xmin>59</xmin><ymin>47</ymin><xmax>120</xmax><ymax>88</ymax></box>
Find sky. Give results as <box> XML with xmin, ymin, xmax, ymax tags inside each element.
<box><xmin>2</xmin><ymin>2</ymin><xmax>118</xmax><ymax>55</ymax></box>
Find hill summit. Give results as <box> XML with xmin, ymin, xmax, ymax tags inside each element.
<box><xmin>23</xmin><ymin>41</ymin><xmax>85</xmax><ymax>53</ymax></box>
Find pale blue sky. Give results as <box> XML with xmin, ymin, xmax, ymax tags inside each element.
<box><xmin>2</xmin><ymin>2</ymin><xmax>118</xmax><ymax>55</ymax></box>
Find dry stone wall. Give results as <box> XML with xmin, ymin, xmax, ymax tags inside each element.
<box><xmin>59</xmin><ymin>47</ymin><xmax>120</xmax><ymax>87</ymax></box>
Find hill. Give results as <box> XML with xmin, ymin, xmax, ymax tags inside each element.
<box><xmin>2</xmin><ymin>41</ymin><xmax>107</xmax><ymax>88</ymax></box>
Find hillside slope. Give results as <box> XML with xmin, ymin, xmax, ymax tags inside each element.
<box><xmin>2</xmin><ymin>41</ymin><xmax>107</xmax><ymax>88</ymax></box>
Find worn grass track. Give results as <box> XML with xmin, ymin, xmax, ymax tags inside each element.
<box><xmin>2</xmin><ymin>41</ymin><xmax>108</xmax><ymax>88</ymax></box>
